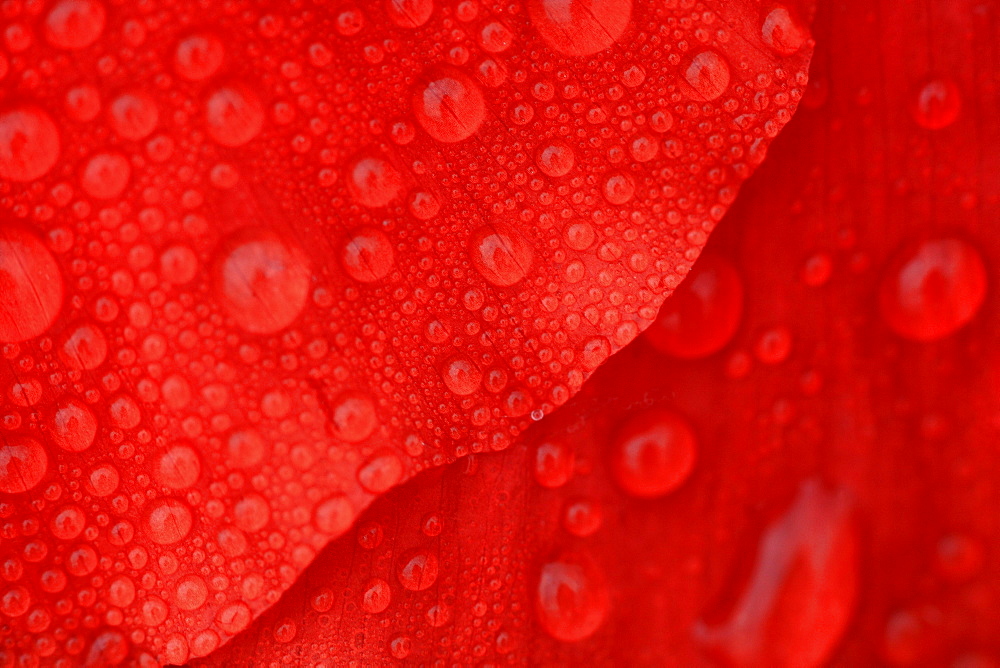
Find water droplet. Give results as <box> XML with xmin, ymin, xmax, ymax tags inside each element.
<box><xmin>43</xmin><ymin>0</ymin><xmax>105</xmax><ymax>50</ymax></box>
<box><xmin>695</xmin><ymin>481</ymin><xmax>859</xmax><ymax>667</ymax></box>
<box><xmin>107</xmin><ymin>91</ymin><xmax>159</xmax><ymax>141</ymax></box>
<box><xmin>213</xmin><ymin>228</ymin><xmax>311</xmax><ymax>334</ymax></box>
<box><xmin>347</xmin><ymin>155</ymin><xmax>403</xmax><ymax>207</ymax></box>
<box><xmin>563</xmin><ymin>498</ymin><xmax>602</xmax><ymax>537</ymax></box>
<box><xmin>911</xmin><ymin>78</ymin><xmax>962</xmax><ymax>130</ymax></box>
<box><xmin>205</xmin><ymin>85</ymin><xmax>265</xmax><ymax>147</ymax></box>
<box><xmin>534</xmin><ymin>439</ymin><xmax>575</xmax><ymax>488</ymax></box>
<box><xmin>58</xmin><ymin>321</ymin><xmax>107</xmax><ymax>370</ymax></box>
<box><xmin>0</xmin><ymin>107</ymin><xmax>60</xmax><ymax>182</ymax></box>
<box><xmin>536</xmin><ymin>552</ymin><xmax>609</xmax><ymax>642</ymax></box>
<box><xmin>603</xmin><ymin>172</ymin><xmax>635</xmax><ymax>204</ymax></box>
<box><xmin>175</xmin><ymin>574</ymin><xmax>208</xmax><ymax>610</ymax></box>
<box><xmin>761</xmin><ymin>6</ymin><xmax>808</xmax><ymax>56</ymax></box>
<box><xmin>469</xmin><ymin>224</ymin><xmax>534</xmax><ymax>286</ymax></box>
<box><xmin>0</xmin><ymin>435</ymin><xmax>48</xmax><ymax>494</ymax></box>
<box><xmin>341</xmin><ymin>227</ymin><xmax>395</xmax><ymax>282</ymax></box>
<box><xmin>879</xmin><ymin>238</ymin><xmax>986</xmax><ymax>341</ymax></box>
<box><xmin>684</xmin><ymin>50</ymin><xmax>731</xmax><ymax>101</ymax></box>
<box><xmin>80</xmin><ymin>151</ymin><xmax>131</xmax><ymax>199</ymax></box>
<box><xmin>328</xmin><ymin>391</ymin><xmax>378</xmax><ymax>442</ymax></box>
<box><xmin>361</xmin><ymin>577</ymin><xmax>391</xmax><ymax>613</ymax></box>
<box><xmin>386</xmin><ymin>0</ymin><xmax>434</xmax><ymax>28</ymax></box>
<box><xmin>216</xmin><ymin>602</ymin><xmax>252</xmax><ymax>635</ymax></box>
<box><xmin>233</xmin><ymin>493</ymin><xmax>270</xmax><ymax>532</ymax></box>
<box><xmin>528</xmin><ymin>0</ymin><xmax>632</xmax><ymax>56</ymax></box>
<box><xmin>646</xmin><ymin>255</ymin><xmax>744</xmax><ymax>359</ymax></box>
<box><xmin>50</xmin><ymin>397</ymin><xmax>96</xmax><ymax>452</ymax></box>
<box><xmin>145</xmin><ymin>498</ymin><xmax>193</xmax><ymax>545</ymax></box>
<box><xmin>610</xmin><ymin>409</ymin><xmax>697</xmax><ymax>498</ymax></box>
<box><xmin>579</xmin><ymin>337</ymin><xmax>611</xmax><ymax>370</ymax></box>
<box><xmin>357</xmin><ymin>451</ymin><xmax>403</xmax><ymax>493</ymax></box>
<box><xmin>397</xmin><ymin>549</ymin><xmax>438</xmax><ymax>591</ymax></box>
<box><xmin>413</xmin><ymin>68</ymin><xmax>486</xmax><ymax>143</ymax></box>
<box><xmin>441</xmin><ymin>356</ymin><xmax>482</xmax><ymax>395</ymax></box>
<box><xmin>174</xmin><ymin>33</ymin><xmax>225</xmax><ymax>81</ymax></box>
<box><xmin>314</xmin><ymin>495</ymin><xmax>354</xmax><ymax>537</ymax></box>
<box><xmin>0</xmin><ymin>227</ymin><xmax>64</xmax><ymax>342</ymax></box>
<box><xmin>155</xmin><ymin>444</ymin><xmax>201</xmax><ymax>489</ymax></box>
<box><xmin>51</xmin><ymin>505</ymin><xmax>85</xmax><ymax>540</ymax></box>
<box><xmin>536</xmin><ymin>141</ymin><xmax>575</xmax><ymax>177</ymax></box>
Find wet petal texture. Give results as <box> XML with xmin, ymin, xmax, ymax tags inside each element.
<box><xmin>203</xmin><ymin>0</ymin><xmax>1000</xmax><ymax>662</ymax></box>
<box><xmin>0</xmin><ymin>0</ymin><xmax>810</xmax><ymax>663</ymax></box>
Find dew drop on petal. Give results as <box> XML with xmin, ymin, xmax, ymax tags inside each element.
<box><xmin>340</xmin><ymin>227</ymin><xmax>395</xmax><ymax>282</ymax></box>
<box><xmin>535</xmin><ymin>552</ymin><xmax>609</xmax><ymax>642</ymax></box>
<box><xmin>761</xmin><ymin>6</ymin><xmax>808</xmax><ymax>56</ymax></box>
<box><xmin>58</xmin><ymin>321</ymin><xmax>107</xmax><ymax>370</ymax></box>
<box><xmin>413</xmin><ymin>68</ymin><xmax>486</xmax><ymax>143</ymax></box>
<box><xmin>357</xmin><ymin>451</ymin><xmax>404</xmax><ymax>493</ymax></box>
<box><xmin>684</xmin><ymin>50</ymin><xmax>731</xmax><ymax>101</ymax></box>
<box><xmin>645</xmin><ymin>255</ymin><xmax>744</xmax><ymax>359</ymax></box>
<box><xmin>469</xmin><ymin>224</ymin><xmax>534</xmax><ymax>286</ymax></box>
<box><xmin>233</xmin><ymin>494</ymin><xmax>271</xmax><ymax>532</ymax></box>
<box><xmin>174</xmin><ymin>33</ymin><xmax>225</xmax><ymax>81</ymax></box>
<box><xmin>43</xmin><ymin>0</ymin><xmax>105</xmax><ymax>50</ymax></box>
<box><xmin>212</xmin><ymin>229</ymin><xmax>311</xmax><ymax>335</ymax></box>
<box><xmin>397</xmin><ymin>549</ymin><xmax>438</xmax><ymax>591</ymax></box>
<box><xmin>441</xmin><ymin>356</ymin><xmax>482</xmax><ymax>395</ymax></box>
<box><xmin>216</xmin><ymin>602</ymin><xmax>252</xmax><ymax>635</ymax></box>
<box><xmin>328</xmin><ymin>391</ymin><xmax>378</xmax><ymax>442</ymax></box>
<box><xmin>204</xmin><ymin>85</ymin><xmax>265</xmax><ymax>147</ymax></box>
<box><xmin>347</xmin><ymin>155</ymin><xmax>403</xmax><ymax>207</ymax></box>
<box><xmin>145</xmin><ymin>498</ymin><xmax>193</xmax><ymax>545</ymax></box>
<box><xmin>156</xmin><ymin>444</ymin><xmax>201</xmax><ymax>490</ymax></box>
<box><xmin>536</xmin><ymin>141</ymin><xmax>575</xmax><ymax>177</ymax></box>
<box><xmin>534</xmin><ymin>439</ymin><xmax>575</xmax><ymax>488</ymax></box>
<box><xmin>879</xmin><ymin>238</ymin><xmax>986</xmax><ymax>341</ymax></box>
<box><xmin>528</xmin><ymin>0</ymin><xmax>632</xmax><ymax>56</ymax></box>
<box><xmin>50</xmin><ymin>397</ymin><xmax>97</xmax><ymax>452</ymax></box>
<box><xmin>610</xmin><ymin>409</ymin><xmax>697</xmax><ymax>498</ymax></box>
<box><xmin>910</xmin><ymin>78</ymin><xmax>962</xmax><ymax>130</ymax></box>
<box><xmin>0</xmin><ymin>227</ymin><xmax>64</xmax><ymax>342</ymax></box>
<box><xmin>227</xmin><ymin>429</ymin><xmax>267</xmax><ymax>467</ymax></box>
<box><xmin>0</xmin><ymin>436</ymin><xmax>48</xmax><ymax>494</ymax></box>
<box><xmin>361</xmin><ymin>578</ymin><xmax>392</xmax><ymax>613</ymax></box>
<box><xmin>386</xmin><ymin>0</ymin><xmax>434</xmax><ymax>28</ymax></box>
<box><xmin>0</xmin><ymin>107</ymin><xmax>60</xmax><ymax>182</ymax></box>
<box><xmin>314</xmin><ymin>495</ymin><xmax>354</xmax><ymax>537</ymax></box>
<box><xmin>80</xmin><ymin>152</ymin><xmax>131</xmax><ymax>200</ymax></box>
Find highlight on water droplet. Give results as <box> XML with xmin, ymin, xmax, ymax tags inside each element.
<box><xmin>43</xmin><ymin>0</ymin><xmax>106</xmax><ymax>50</ymax></box>
<box><xmin>610</xmin><ymin>408</ymin><xmax>697</xmax><ymax>499</ymax></box>
<box><xmin>528</xmin><ymin>0</ymin><xmax>632</xmax><ymax>56</ymax></box>
<box><xmin>683</xmin><ymin>50</ymin><xmax>731</xmax><ymax>101</ymax></box>
<box><xmin>761</xmin><ymin>5</ymin><xmax>809</xmax><ymax>56</ymax></box>
<box><xmin>212</xmin><ymin>228</ymin><xmax>311</xmax><ymax>335</ymax></box>
<box><xmin>340</xmin><ymin>227</ymin><xmax>395</xmax><ymax>282</ymax></box>
<box><xmin>347</xmin><ymin>154</ymin><xmax>404</xmax><ymax>207</ymax></box>
<box><xmin>0</xmin><ymin>107</ymin><xmax>61</xmax><ymax>182</ymax></box>
<box><xmin>0</xmin><ymin>227</ymin><xmax>64</xmax><ymax>343</ymax></box>
<box><xmin>413</xmin><ymin>67</ymin><xmax>487</xmax><ymax>143</ymax></box>
<box><xmin>204</xmin><ymin>84</ymin><xmax>265</xmax><ymax>147</ymax></box>
<box><xmin>535</xmin><ymin>551</ymin><xmax>609</xmax><ymax>642</ymax></box>
<box><xmin>878</xmin><ymin>237</ymin><xmax>986</xmax><ymax>341</ymax></box>
<box><xmin>469</xmin><ymin>223</ymin><xmax>534</xmax><ymax>286</ymax></box>
<box><xmin>0</xmin><ymin>435</ymin><xmax>48</xmax><ymax>494</ymax></box>
<box><xmin>910</xmin><ymin>78</ymin><xmax>962</xmax><ymax>130</ymax></box>
<box><xmin>328</xmin><ymin>390</ymin><xmax>378</xmax><ymax>442</ymax></box>
<box><xmin>536</xmin><ymin>141</ymin><xmax>575</xmax><ymax>177</ymax></box>
<box><xmin>441</xmin><ymin>355</ymin><xmax>482</xmax><ymax>395</ymax></box>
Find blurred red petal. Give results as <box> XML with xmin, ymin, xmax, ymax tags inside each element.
<box><xmin>202</xmin><ymin>0</ymin><xmax>1000</xmax><ymax>663</ymax></box>
<box><xmin>0</xmin><ymin>0</ymin><xmax>810</xmax><ymax>664</ymax></box>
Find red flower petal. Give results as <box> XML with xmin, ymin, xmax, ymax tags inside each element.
<box><xmin>0</xmin><ymin>0</ymin><xmax>810</xmax><ymax>663</ymax></box>
<box><xmin>201</xmin><ymin>0</ymin><xmax>1000</xmax><ymax>663</ymax></box>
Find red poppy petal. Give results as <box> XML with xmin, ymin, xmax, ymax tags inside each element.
<box><xmin>0</xmin><ymin>0</ymin><xmax>811</xmax><ymax>664</ymax></box>
<box><xmin>200</xmin><ymin>0</ymin><xmax>1000</xmax><ymax>662</ymax></box>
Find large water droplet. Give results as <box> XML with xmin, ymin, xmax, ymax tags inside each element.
<box><xmin>610</xmin><ymin>409</ymin><xmax>697</xmax><ymax>498</ymax></box>
<box><xmin>469</xmin><ymin>224</ymin><xmax>534</xmax><ymax>286</ymax></box>
<box><xmin>761</xmin><ymin>6</ymin><xmax>808</xmax><ymax>56</ymax></box>
<box><xmin>910</xmin><ymin>78</ymin><xmax>962</xmax><ymax>130</ymax></box>
<box><xmin>43</xmin><ymin>0</ymin><xmax>105</xmax><ymax>50</ymax></box>
<box><xmin>58</xmin><ymin>321</ymin><xmax>107</xmax><ymax>370</ymax></box>
<box><xmin>0</xmin><ymin>436</ymin><xmax>48</xmax><ymax>494</ymax></box>
<box><xmin>205</xmin><ymin>85</ymin><xmax>265</xmax><ymax>147</ymax></box>
<box><xmin>156</xmin><ymin>444</ymin><xmax>201</xmax><ymax>490</ymax></box>
<box><xmin>879</xmin><ymin>238</ymin><xmax>986</xmax><ymax>341</ymax></box>
<box><xmin>340</xmin><ymin>227</ymin><xmax>395</xmax><ymax>282</ymax></box>
<box><xmin>684</xmin><ymin>50</ymin><xmax>731</xmax><ymax>101</ymax></box>
<box><xmin>213</xmin><ymin>229</ymin><xmax>311</xmax><ymax>335</ymax></box>
<box><xmin>0</xmin><ymin>107</ymin><xmax>60</xmax><ymax>182</ymax></box>
<box><xmin>328</xmin><ymin>391</ymin><xmax>378</xmax><ymax>442</ymax></box>
<box><xmin>695</xmin><ymin>481</ymin><xmax>859</xmax><ymax>667</ymax></box>
<box><xmin>0</xmin><ymin>227</ymin><xmax>64</xmax><ymax>342</ymax></box>
<box><xmin>50</xmin><ymin>397</ymin><xmax>97</xmax><ymax>452</ymax></box>
<box><xmin>80</xmin><ymin>151</ymin><xmax>131</xmax><ymax>199</ymax></box>
<box><xmin>536</xmin><ymin>552</ymin><xmax>609</xmax><ymax>642</ymax></box>
<box><xmin>107</xmin><ymin>91</ymin><xmax>159</xmax><ymax>141</ymax></box>
<box><xmin>347</xmin><ymin>155</ymin><xmax>403</xmax><ymax>207</ymax></box>
<box><xmin>413</xmin><ymin>68</ymin><xmax>486</xmax><ymax>143</ymax></box>
<box><xmin>441</xmin><ymin>356</ymin><xmax>482</xmax><ymax>395</ymax></box>
<box><xmin>397</xmin><ymin>549</ymin><xmax>438</xmax><ymax>591</ymax></box>
<box><xmin>386</xmin><ymin>0</ymin><xmax>434</xmax><ymax>28</ymax></box>
<box><xmin>536</xmin><ymin>141</ymin><xmax>575</xmax><ymax>177</ymax></box>
<box><xmin>528</xmin><ymin>0</ymin><xmax>632</xmax><ymax>56</ymax></box>
<box><xmin>645</xmin><ymin>255</ymin><xmax>744</xmax><ymax>359</ymax></box>
<box><xmin>145</xmin><ymin>498</ymin><xmax>193</xmax><ymax>545</ymax></box>
<box><xmin>174</xmin><ymin>33</ymin><xmax>225</xmax><ymax>81</ymax></box>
